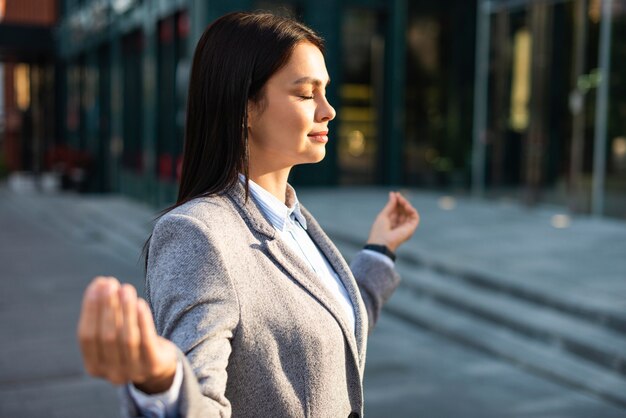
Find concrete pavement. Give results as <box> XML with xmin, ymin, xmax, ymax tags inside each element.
<box><xmin>0</xmin><ymin>190</ymin><xmax>143</xmax><ymax>417</ymax></box>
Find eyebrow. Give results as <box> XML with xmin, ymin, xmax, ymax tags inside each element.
<box><xmin>292</xmin><ymin>77</ymin><xmax>331</xmax><ymax>87</ymax></box>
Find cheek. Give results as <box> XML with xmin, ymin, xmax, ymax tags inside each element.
<box><xmin>252</xmin><ymin>99</ymin><xmax>314</xmax><ymax>152</ymax></box>
<box><xmin>273</xmin><ymin>101</ymin><xmax>312</xmax><ymax>131</ymax></box>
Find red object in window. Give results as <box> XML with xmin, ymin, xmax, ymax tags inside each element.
<box><xmin>177</xmin><ymin>11</ymin><xmax>190</xmax><ymax>39</ymax></box>
<box><xmin>159</xmin><ymin>17</ymin><xmax>174</xmax><ymax>43</ymax></box>
<box><xmin>176</xmin><ymin>154</ymin><xmax>183</xmax><ymax>181</ymax></box>
<box><xmin>159</xmin><ymin>154</ymin><xmax>173</xmax><ymax>180</ymax></box>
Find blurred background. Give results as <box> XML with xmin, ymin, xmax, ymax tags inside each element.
<box><xmin>1</xmin><ymin>0</ymin><xmax>626</xmax><ymax>417</ymax></box>
<box><xmin>2</xmin><ymin>0</ymin><xmax>626</xmax><ymax>216</ymax></box>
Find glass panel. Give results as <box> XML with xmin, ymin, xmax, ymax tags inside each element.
<box><xmin>605</xmin><ymin>3</ymin><xmax>626</xmax><ymax>219</ymax></box>
<box><xmin>486</xmin><ymin>8</ymin><xmax>531</xmax><ymax>195</ymax></box>
<box><xmin>338</xmin><ymin>7</ymin><xmax>384</xmax><ymax>185</ymax></box>
<box><xmin>404</xmin><ymin>1</ymin><xmax>475</xmax><ymax>191</ymax></box>
<box><xmin>175</xmin><ymin>10</ymin><xmax>190</xmax><ymax>182</ymax></box>
<box><xmin>66</xmin><ymin>60</ymin><xmax>82</xmax><ymax>150</ymax></box>
<box><xmin>97</xmin><ymin>44</ymin><xmax>111</xmax><ymax>192</ymax></box>
<box><xmin>483</xmin><ymin>0</ymin><xmax>600</xmax><ymax>212</ymax></box>
<box><xmin>157</xmin><ymin>15</ymin><xmax>176</xmax><ymax>181</ymax></box>
<box><xmin>155</xmin><ymin>10</ymin><xmax>190</xmax><ymax>183</ymax></box>
<box><xmin>122</xmin><ymin>30</ymin><xmax>144</xmax><ymax>173</ymax></box>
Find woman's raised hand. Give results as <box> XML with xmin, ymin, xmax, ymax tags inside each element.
<box><xmin>77</xmin><ymin>277</ymin><xmax>178</xmax><ymax>394</ymax></box>
<box><xmin>367</xmin><ymin>191</ymin><xmax>420</xmax><ymax>252</ymax></box>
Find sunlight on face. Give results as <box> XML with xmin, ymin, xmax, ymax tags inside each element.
<box><xmin>247</xmin><ymin>42</ymin><xmax>337</xmax><ymax>173</ymax></box>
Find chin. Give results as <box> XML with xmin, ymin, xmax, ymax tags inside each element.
<box><xmin>311</xmin><ymin>148</ymin><xmax>326</xmax><ymax>163</ymax></box>
<box><xmin>294</xmin><ymin>147</ymin><xmax>326</xmax><ymax>165</ymax></box>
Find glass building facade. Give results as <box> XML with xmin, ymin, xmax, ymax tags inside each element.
<box><xmin>4</xmin><ymin>0</ymin><xmax>624</xmax><ymax>218</ymax></box>
<box><xmin>474</xmin><ymin>0</ymin><xmax>626</xmax><ymax>218</ymax></box>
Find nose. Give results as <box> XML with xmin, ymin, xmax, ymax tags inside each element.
<box><xmin>316</xmin><ymin>95</ymin><xmax>336</xmax><ymax>122</ymax></box>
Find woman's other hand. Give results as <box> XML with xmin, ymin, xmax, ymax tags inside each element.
<box><xmin>367</xmin><ymin>191</ymin><xmax>420</xmax><ymax>252</ymax></box>
<box><xmin>77</xmin><ymin>277</ymin><xmax>178</xmax><ymax>394</ymax></box>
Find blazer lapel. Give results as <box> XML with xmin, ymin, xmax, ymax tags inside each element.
<box><xmin>264</xmin><ymin>239</ymin><xmax>360</xmax><ymax>351</ymax></box>
<box><xmin>299</xmin><ymin>205</ymin><xmax>368</xmax><ymax>370</ymax></box>
<box><xmin>225</xmin><ymin>181</ymin><xmax>363</xmax><ymax>373</ymax></box>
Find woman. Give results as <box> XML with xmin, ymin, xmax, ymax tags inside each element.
<box><xmin>77</xmin><ymin>12</ymin><xmax>419</xmax><ymax>418</ymax></box>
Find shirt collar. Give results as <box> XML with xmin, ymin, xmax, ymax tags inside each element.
<box><xmin>238</xmin><ymin>173</ymin><xmax>307</xmax><ymax>231</ymax></box>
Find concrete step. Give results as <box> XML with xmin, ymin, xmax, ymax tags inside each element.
<box><xmin>327</xmin><ymin>228</ymin><xmax>626</xmax><ymax>336</ymax></box>
<box><xmin>331</xmin><ymin>237</ymin><xmax>626</xmax><ymax>409</ymax></box>
<box><xmin>396</xmin><ymin>265</ymin><xmax>626</xmax><ymax>377</ymax></box>
<box><xmin>386</xmin><ymin>290</ymin><xmax>626</xmax><ymax>409</ymax></box>
<box><xmin>1</xmin><ymin>191</ymin><xmax>152</xmax><ymax>265</ymax></box>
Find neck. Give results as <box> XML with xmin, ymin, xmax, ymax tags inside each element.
<box><xmin>248</xmin><ymin>166</ymin><xmax>292</xmax><ymax>204</ymax></box>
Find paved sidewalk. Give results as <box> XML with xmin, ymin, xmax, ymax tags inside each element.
<box><xmin>1</xmin><ymin>186</ymin><xmax>625</xmax><ymax>417</ymax></box>
<box><xmin>0</xmin><ymin>191</ymin><xmax>144</xmax><ymax>418</ymax></box>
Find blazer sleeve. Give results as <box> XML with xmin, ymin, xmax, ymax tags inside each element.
<box><xmin>118</xmin><ymin>213</ymin><xmax>240</xmax><ymax>418</ymax></box>
<box><xmin>349</xmin><ymin>250</ymin><xmax>401</xmax><ymax>334</ymax></box>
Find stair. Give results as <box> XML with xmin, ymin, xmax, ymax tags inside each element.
<box><xmin>1</xmin><ymin>191</ymin><xmax>153</xmax><ymax>264</ymax></box>
<box><xmin>330</xmin><ymin>235</ymin><xmax>626</xmax><ymax>409</ymax></box>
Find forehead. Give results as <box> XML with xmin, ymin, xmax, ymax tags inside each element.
<box><xmin>272</xmin><ymin>42</ymin><xmax>330</xmax><ymax>86</ymax></box>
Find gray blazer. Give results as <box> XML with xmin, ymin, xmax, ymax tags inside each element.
<box><xmin>120</xmin><ymin>181</ymin><xmax>400</xmax><ymax>418</ymax></box>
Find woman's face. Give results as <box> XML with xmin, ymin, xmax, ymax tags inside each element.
<box><xmin>247</xmin><ymin>42</ymin><xmax>336</xmax><ymax>171</ymax></box>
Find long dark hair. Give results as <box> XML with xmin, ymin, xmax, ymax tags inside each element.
<box><xmin>143</xmin><ymin>12</ymin><xmax>324</xmax><ymax>268</ymax></box>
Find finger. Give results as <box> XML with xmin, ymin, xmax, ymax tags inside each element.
<box><xmin>137</xmin><ymin>298</ymin><xmax>160</xmax><ymax>371</ymax></box>
<box><xmin>397</xmin><ymin>193</ymin><xmax>417</xmax><ymax>213</ymax></box>
<box><xmin>398</xmin><ymin>210</ymin><xmax>407</xmax><ymax>225</ymax></box>
<box><xmin>396</xmin><ymin>193</ymin><xmax>419</xmax><ymax>221</ymax></box>
<box><xmin>381</xmin><ymin>191</ymin><xmax>398</xmax><ymax>215</ymax></box>
<box><xmin>398</xmin><ymin>210</ymin><xmax>420</xmax><ymax>235</ymax></box>
<box><xmin>392</xmin><ymin>195</ymin><xmax>418</xmax><ymax>234</ymax></box>
<box><xmin>99</xmin><ymin>279</ymin><xmax>124</xmax><ymax>384</ymax></box>
<box><xmin>398</xmin><ymin>208</ymin><xmax>418</xmax><ymax>228</ymax></box>
<box><xmin>120</xmin><ymin>284</ymin><xmax>140</xmax><ymax>380</ymax></box>
<box><xmin>394</xmin><ymin>195</ymin><xmax>407</xmax><ymax>219</ymax></box>
<box><xmin>405</xmin><ymin>202</ymin><xmax>420</xmax><ymax>222</ymax></box>
<box><xmin>136</xmin><ymin>300</ymin><xmax>178</xmax><ymax>387</ymax></box>
<box><xmin>390</xmin><ymin>211</ymin><xmax>399</xmax><ymax>228</ymax></box>
<box><xmin>77</xmin><ymin>277</ymin><xmax>108</xmax><ymax>376</ymax></box>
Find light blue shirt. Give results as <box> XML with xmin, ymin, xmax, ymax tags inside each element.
<box><xmin>129</xmin><ymin>175</ymin><xmax>393</xmax><ymax>417</ymax></box>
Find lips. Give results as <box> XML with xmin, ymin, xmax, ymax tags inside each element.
<box><xmin>308</xmin><ymin>130</ymin><xmax>329</xmax><ymax>144</ymax></box>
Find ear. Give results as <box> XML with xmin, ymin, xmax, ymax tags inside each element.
<box><xmin>246</xmin><ymin>100</ymin><xmax>256</xmax><ymax>128</ymax></box>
